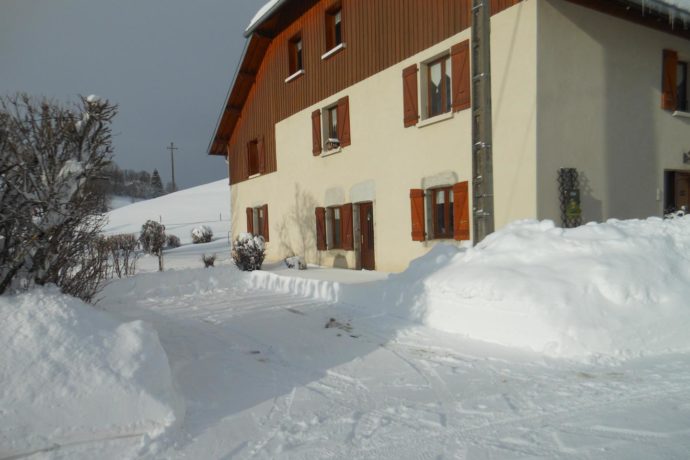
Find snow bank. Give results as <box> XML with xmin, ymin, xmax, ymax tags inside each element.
<box><xmin>0</xmin><ymin>288</ymin><xmax>181</xmax><ymax>457</ymax></box>
<box><xmin>385</xmin><ymin>217</ymin><xmax>690</xmax><ymax>360</ymax></box>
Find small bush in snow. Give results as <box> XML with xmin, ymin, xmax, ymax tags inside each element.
<box><xmin>284</xmin><ymin>256</ymin><xmax>307</xmax><ymax>270</ymax></box>
<box><xmin>201</xmin><ymin>254</ymin><xmax>216</xmax><ymax>268</ymax></box>
<box><xmin>104</xmin><ymin>233</ymin><xmax>139</xmax><ymax>278</ymax></box>
<box><xmin>166</xmin><ymin>234</ymin><xmax>181</xmax><ymax>249</ymax></box>
<box><xmin>192</xmin><ymin>225</ymin><xmax>213</xmax><ymax>244</ymax></box>
<box><xmin>139</xmin><ymin>220</ymin><xmax>166</xmax><ymax>271</ymax></box>
<box><xmin>232</xmin><ymin>233</ymin><xmax>265</xmax><ymax>271</ymax></box>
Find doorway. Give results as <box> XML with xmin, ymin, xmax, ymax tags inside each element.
<box><xmin>664</xmin><ymin>170</ymin><xmax>690</xmax><ymax>213</ymax></box>
<box><xmin>358</xmin><ymin>202</ymin><xmax>375</xmax><ymax>270</ymax></box>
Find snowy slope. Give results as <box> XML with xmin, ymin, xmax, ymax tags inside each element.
<box><xmin>104</xmin><ymin>179</ymin><xmax>230</xmax><ymax>245</ymax></box>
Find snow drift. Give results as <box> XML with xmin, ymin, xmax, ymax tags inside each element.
<box><xmin>0</xmin><ymin>288</ymin><xmax>181</xmax><ymax>457</ymax></box>
<box><xmin>380</xmin><ymin>216</ymin><xmax>690</xmax><ymax>360</ymax></box>
<box><xmin>246</xmin><ymin>216</ymin><xmax>690</xmax><ymax>361</ymax></box>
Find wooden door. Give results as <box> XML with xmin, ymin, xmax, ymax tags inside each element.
<box><xmin>359</xmin><ymin>202</ymin><xmax>375</xmax><ymax>270</ymax></box>
<box><xmin>675</xmin><ymin>173</ymin><xmax>690</xmax><ymax>211</ymax></box>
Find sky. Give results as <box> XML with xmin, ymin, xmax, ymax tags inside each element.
<box><xmin>0</xmin><ymin>0</ymin><xmax>266</xmax><ymax>189</ymax></box>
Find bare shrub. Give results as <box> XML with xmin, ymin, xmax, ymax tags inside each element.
<box><xmin>0</xmin><ymin>93</ymin><xmax>117</xmax><ymax>302</ymax></box>
<box><xmin>166</xmin><ymin>234</ymin><xmax>181</xmax><ymax>248</ymax></box>
<box><xmin>104</xmin><ymin>234</ymin><xmax>139</xmax><ymax>278</ymax></box>
<box><xmin>201</xmin><ymin>254</ymin><xmax>216</xmax><ymax>268</ymax></box>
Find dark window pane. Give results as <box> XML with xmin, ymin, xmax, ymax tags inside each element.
<box><xmin>678</xmin><ymin>62</ymin><xmax>688</xmax><ymax>111</ymax></box>
<box><xmin>334</xmin><ymin>10</ymin><xmax>342</xmax><ymax>45</ymax></box>
<box><xmin>333</xmin><ymin>207</ymin><xmax>341</xmax><ymax>247</ymax></box>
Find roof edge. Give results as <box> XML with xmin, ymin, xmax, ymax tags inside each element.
<box><xmin>207</xmin><ymin>37</ymin><xmax>251</xmax><ymax>156</ymax></box>
<box><xmin>244</xmin><ymin>0</ymin><xmax>289</xmax><ymax>38</ymax></box>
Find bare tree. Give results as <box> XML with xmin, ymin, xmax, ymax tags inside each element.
<box><xmin>0</xmin><ymin>93</ymin><xmax>117</xmax><ymax>301</ymax></box>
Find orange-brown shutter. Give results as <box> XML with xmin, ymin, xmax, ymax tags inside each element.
<box><xmin>453</xmin><ymin>181</ymin><xmax>470</xmax><ymax>240</ymax></box>
<box><xmin>662</xmin><ymin>49</ymin><xmax>678</xmax><ymax>110</ymax></box>
<box><xmin>312</xmin><ymin>109</ymin><xmax>322</xmax><ymax>155</ymax></box>
<box><xmin>261</xmin><ymin>204</ymin><xmax>269</xmax><ymax>241</ymax></box>
<box><xmin>246</xmin><ymin>207</ymin><xmax>254</xmax><ymax>234</ymax></box>
<box><xmin>403</xmin><ymin>65</ymin><xmax>419</xmax><ymax>127</ymax></box>
<box><xmin>257</xmin><ymin>136</ymin><xmax>266</xmax><ymax>174</ymax></box>
<box><xmin>315</xmin><ymin>207</ymin><xmax>327</xmax><ymax>250</ymax></box>
<box><xmin>451</xmin><ymin>40</ymin><xmax>470</xmax><ymax>112</ymax></box>
<box><xmin>341</xmin><ymin>203</ymin><xmax>353</xmax><ymax>250</ymax></box>
<box><xmin>337</xmin><ymin>96</ymin><xmax>351</xmax><ymax>147</ymax></box>
<box><xmin>410</xmin><ymin>189</ymin><xmax>425</xmax><ymax>241</ymax></box>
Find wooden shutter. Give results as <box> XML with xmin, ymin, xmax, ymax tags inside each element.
<box><xmin>337</xmin><ymin>96</ymin><xmax>351</xmax><ymax>147</ymax></box>
<box><xmin>261</xmin><ymin>204</ymin><xmax>269</xmax><ymax>241</ymax></box>
<box><xmin>451</xmin><ymin>40</ymin><xmax>470</xmax><ymax>112</ymax></box>
<box><xmin>315</xmin><ymin>207</ymin><xmax>327</xmax><ymax>250</ymax></box>
<box><xmin>662</xmin><ymin>49</ymin><xmax>678</xmax><ymax>110</ymax></box>
<box><xmin>402</xmin><ymin>65</ymin><xmax>419</xmax><ymax>127</ymax></box>
<box><xmin>341</xmin><ymin>203</ymin><xmax>353</xmax><ymax>250</ymax></box>
<box><xmin>312</xmin><ymin>109</ymin><xmax>322</xmax><ymax>155</ymax></box>
<box><xmin>410</xmin><ymin>189</ymin><xmax>425</xmax><ymax>241</ymax></box>
<box><xmin>257</xmin><ymin>137</ymin><xmax>266</xmax><ymax>174</ymax></box>
<box><xmin>453</xmin><ymin>181</ymin><xmax>470</xmax><ymax>241</ymax></box>
<box><xmin>246</xmin><ymin>207</ymin><xmax>254</xmax><ymax>234</ymax></box>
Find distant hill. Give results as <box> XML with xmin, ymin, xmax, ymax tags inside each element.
<box><xmin>104</xmin><ymin>179</ymin><xmax>231</xmax><ymax>245</ymax></box>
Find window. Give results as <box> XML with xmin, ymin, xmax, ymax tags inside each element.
<box><xmin>328</xmin><ymin>206</ymin><xmax>342</xmax><ymax>249</ymax></box>
<box><xmin>316</xmin><ymin>204</ymin><xmax>353</xmax><ymax>251</ymax></box>
<box><xmin>247</xmin><ymin>139</ymin><xmax>259</xmax><ymax>176</ymax></box>
<box><xmin>288</xmin><ymin>34</ymin><xmax>303</xmax><ymax>76</ymax></box>
<box><xmin>410</xmin><ymin>183</ymin><xmax>469</xmax><ymax>242</ymax></box>
<box><xmin>431</xmin><ymin>187</ymin><xmax>454</xmax><ymax>239</ymax></box>
<box><xmin>312</xmin><ymin>96</ymin><xmax>350</xmax><ymax>155</ymax></box>
<box><xmin>678</xmin><ymin>61</ymin><xmax>688</xmax><ymax>112</ymax></box>
<box><xmin>246</xmin><ymin>204</ymin><xmax>269</xmax><ymax>241</ymax></box>
<box><xmin>325</xmin><ymin>105</ymin><xmax>338</xmax><ymax>145</ymax></box>
<box><xmin>426</xmin><ymin>56</ymin><xmax>452</xmax><ymax>118</ymax></box>
<box><xmin>402</xmin><ymin>40</ymin><xmax>469</xmax><ymax>127</ymax></box>
<box><xmin>325</xmin><ymin>6</ymin><xmax>342</xmax><ymax>51</ymax></box>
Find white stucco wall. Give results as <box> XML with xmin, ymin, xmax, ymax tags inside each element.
<box><xmin>537</xmin><ymin>0</ymin><xmax>690</xmax><ymax>223</ymax></box>
<box><xmin>231</xmin><ymin>0</ymin><xmax>538</xmax><ymax>272</ymax></box>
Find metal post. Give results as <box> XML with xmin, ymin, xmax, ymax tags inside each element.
<box><xmin>471</xmin><ymin>0</ymin><xmax>495</xmax><ymax>242</ymax></box>
<box><xmin>167</xmin><ymin>142</ymin><xmax>178</xmax><ymax>192</ymax></box>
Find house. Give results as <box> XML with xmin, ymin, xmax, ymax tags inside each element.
<box><xmin>209</xmin><ymin>0</ymin><xmax>690</xmax><ymax>272</ymax></box>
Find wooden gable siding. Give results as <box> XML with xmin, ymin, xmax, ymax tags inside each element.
<box><xmin>226</xmin><ymin>0</ymin><xmax>520</xmax><ymax>185</ymax></box>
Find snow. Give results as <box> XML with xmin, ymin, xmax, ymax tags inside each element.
<box><xmin>0</xmin><ymin>287</ymin><xmax>181</xmax><ymax>458</ymax></box>
<box><xmin>246</xmin><ymin>0</ymin><xmax>282</xmax><ymax>34</ymax></box>
<box><xmin>104</xmin><ymin>179</ymin><xmax>230</xmax><ymax>245</ymax></box>
<box><xmin>376</xmin><ymin>217</ymin><xmax>690</xmax><ymax>361</ymax></box>
<box><xmin>6</xmin><ymin>178</ymin><xmax>690</xmax><ymax>458</ymax></box>
<box><xmin>108</xmin><ymin>194</ymin><xmax>143</xmax><ymax>210</ymax></box>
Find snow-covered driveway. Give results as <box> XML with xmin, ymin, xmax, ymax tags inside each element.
<box><xmin>86</xmin><ymin>266</ymin><xmax>690</xmax><ymax>459</ymax></box>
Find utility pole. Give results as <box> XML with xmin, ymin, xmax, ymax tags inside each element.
<box><xmin>167</xmin><ymin>142</ymin><xmax>178</xmax><ymax>192</ymax></box>
<box><xmin>471</xmin><ymin>0</ymin><xmax>495</xmax><ymax>242</ymax></box>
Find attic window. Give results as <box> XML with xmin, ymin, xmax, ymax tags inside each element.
<box><xmin>325</xmin><ymin>6</ymin><xmax>343</xmax><ymax>52</ymax></box>
<box><xmin>288</xmin><ymin>34</ymin><xmax>304</xmax><ymax>76</ymax></box>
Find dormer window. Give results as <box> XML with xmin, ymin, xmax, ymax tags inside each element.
<box><xmin>288</xmin><ymin>34</ymin><xmax>303</xmax><ymax>76</ymax></box>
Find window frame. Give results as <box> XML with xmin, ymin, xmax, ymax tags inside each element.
<box><xmin>430</xmin><ymin>186</ymin><xmax>454</xmax><ymax>240</ymax></box>
<box><xmin>288</xmin><ymin>33</ymin><xmax>304</xmax><ymax>77</ymax></box>
<box><xmin>425</xmin><ymin>55</ymin><xmax>452</xmax><ymax>119</ymax></box>
<box><xmin>325</xmin><ymin>5</ymin><xmax>343</xmax><ymax>53</ymax></box>
<box><xmin>328</xmin><ymin>205</ymin><xmax>343</xmax><ymax>249</ymax></box>
<box><xmin>247</xmin><ymin>139</ymin><xmax>260</xmax><ymax>177</ymax></box>
<box><xmin>678</xmin><ymin>60</ymin><xmax>688</xmax><ymax>112</ymax></box>
<box><xmin>322</xmin><ymin>103</ymin><xmax>340</xmax><ymax>152</ymax></box>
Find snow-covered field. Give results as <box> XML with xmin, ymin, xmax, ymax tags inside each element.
<box><xmin>3</xmin><ymin>181</ymin><xmax>690</xmax><ymax>459</ymax></box>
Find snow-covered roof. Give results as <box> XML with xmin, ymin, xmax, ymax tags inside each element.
<box><xmin>245</xmin><ymin>0</ymin><xmax>285</xmax><ymax>37</ymax></box>
<box><xmin>633</xmin><ymin>0</ymin><xmax>690</xmax><ymax>23</ymax></box>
